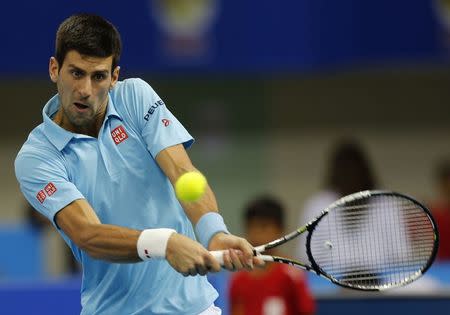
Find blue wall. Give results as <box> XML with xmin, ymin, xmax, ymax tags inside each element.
<box><xmin>0</xmin><ymin>0</ymin><xmax>444</xmax><ymax>76</ymax></box>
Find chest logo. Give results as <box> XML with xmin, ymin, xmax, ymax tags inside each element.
<box><xmin>162</xmin><ymin>119</ymin><xmax>171</xmax><ymax>127</ymax></box>
<box><xmin>111</xmin><ymin>125</ymin><xmax>129</xmax><ymax>145</ymax></box>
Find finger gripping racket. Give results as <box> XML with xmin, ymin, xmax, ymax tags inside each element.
<box><xmin>211</xmin><ymin>190</ymin><xmax>439</xmax><ymax>291</ymax></box>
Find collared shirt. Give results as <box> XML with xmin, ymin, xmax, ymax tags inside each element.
<box><xmin>15</xmin><ymin>78</ymin><xmax>218</xmax><ymax>315</ymax></box>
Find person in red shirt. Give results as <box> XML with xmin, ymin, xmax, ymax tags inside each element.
<box><xmin>430</xmin><ymin>159</ymin><xmax>450</xmax><ymax>261</ymax></box>
<box><xmin>229</xmin><ymin>196</ymin><xmax>315</xmax><ymax>315</ymax></box>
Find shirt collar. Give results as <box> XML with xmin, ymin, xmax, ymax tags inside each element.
<box><xmin>42</xmin><ymin>93</ymin><xmax>121</xmax><ymax>151</ymax></box>
<box><xmin>105</xmin><ymin>94</ymin><xmax>121</xmax><ymax>121</ymax></box>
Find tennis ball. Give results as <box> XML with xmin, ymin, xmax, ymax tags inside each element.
<box><xmin>175</xmin><ymin>171</ymin><xmax>207</xmax><ymax>202</ymax></box>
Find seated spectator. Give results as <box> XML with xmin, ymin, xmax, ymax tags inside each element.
<box><xmin>297</xmin><ymin>139</ymin><xmax>377</xmax><ymax>260</ymax></box>
<box><xmin>229</xmin><ymin>196</ymin><xmax>315</xmax><ymax>315</ymax></box>
<box><xmin>25</xmin><ymin>202</ymin><xmax>80</xmax><ymax>274</ymax></box>
<box><xmin>430</xmin><ymin>159</ymin><xmax>450</xmax><ymax>261</ymax></box>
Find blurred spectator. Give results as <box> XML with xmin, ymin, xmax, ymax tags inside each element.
<box><xmin>229</xmin><ymin>196</ymin><xmax>315</xmax><ymax>315</ymax></box>
<box><xmin>26</xmin><ymin>202</ymin><xmax>51</xmax><ymax>230</ymax></box>
<box><xmin>25</xmin><ymin>203</ymin><xmax>80</xmax><ymax>274</ymax></box>
<box><xmin>430</xmin><ymin>159</ymin><xmax>450</xmax><ymax>261</ymax></box>
<box><xmin>297</xmin><ymin>139</ymin><xmax>377</xmax><ymax>260</ymax></box>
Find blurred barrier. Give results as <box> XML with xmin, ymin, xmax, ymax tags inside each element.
<box><xmin>0</xmin><ymin>276</ymin><xmax>81</xmax><ymax>315</ymax></box>
<box><xmin>0</xmin><ymin>223</ymin><xmax>449</xmax><ymax>315</ymax></box>
<box><xmin>1</xmin><ymin>273</ymin><xmax>450</xmax><ymax>315</ymax></box>
<box><xmin>318</xmin><ymin>296</ymin><xmax>450</xmax><ymax>314</ymax></box>
<box><xmin>0</xmin><ymin>224</ymin><xmax>45</xmax><ymax>280</ymax></box>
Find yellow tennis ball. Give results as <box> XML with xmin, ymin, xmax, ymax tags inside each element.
<box><xmin>175</xmin><ymin>171</ymin><xmax>207</xmax><ymax>202</ymax></box>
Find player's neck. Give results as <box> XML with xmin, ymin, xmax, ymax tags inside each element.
<box><xmin>53</xmin><ymin>108</ymin><xmax>106</xmax><ymax>138</ymax></box>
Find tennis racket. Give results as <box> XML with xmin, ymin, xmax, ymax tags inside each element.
<box><xmin>211</xmin><ymin>190</ymin><xmax>439</xmax><ymax>291</ymax></box>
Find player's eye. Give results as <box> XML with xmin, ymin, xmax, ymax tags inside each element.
<box><xmin>71</xmin><ymin>70</ymin><xmax>83</xmax><ymax>78</ymax></box>
<box><xmin>93</xmin><ymin>73</ymin><xmax>106</xmax><ymax>81</ymax></box>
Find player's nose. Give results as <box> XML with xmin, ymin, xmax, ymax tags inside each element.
<box><xmin>76</xmin><ymin>77</ymin><xmax>92</xmax><ymax>99</ymax></box>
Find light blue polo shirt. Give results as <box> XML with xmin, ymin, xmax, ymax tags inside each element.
<box><xmin>15</xmin><ymin>78</ymin><xmax>218</xmax><ymax>315</ymax></box>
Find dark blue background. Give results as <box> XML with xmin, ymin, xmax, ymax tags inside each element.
<box><xmin>0</xmin><ymin>0</ymin><xmax>444</xmax><ymax>76</ymax></box>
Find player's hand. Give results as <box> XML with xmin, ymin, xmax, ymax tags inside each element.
<box><xmin>166</xmin><ymin>233</ymin><xmax>221</xmax><ymax>276</ymax></box>
<box><xmin>208</xmin><ymin>232</ymin><xmax>265</xmax><ymax>271</ymax></box>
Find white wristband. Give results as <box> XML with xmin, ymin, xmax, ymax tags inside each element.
<box><xmin>137</xmin><ymin>228</ymin><xmax>176</xmax><ymax>261</ymax></box>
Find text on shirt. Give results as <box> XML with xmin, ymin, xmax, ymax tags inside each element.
<box><xmin>111</xmin><ymin>125</ymin><xmax>129</xmax><ymax>145</ymax></box>
<box><xmin>144</xmin><ymin>100</ymin><xmax>165</xmax><ymax>121</ymax></box>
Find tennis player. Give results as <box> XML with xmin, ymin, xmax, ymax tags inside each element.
<box><xmin>14</xmin><ymin>14</ymin><xmax>258</xmax><ymax>315</ymax></box>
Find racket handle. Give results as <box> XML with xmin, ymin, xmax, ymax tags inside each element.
<box><xmin>209</xmin><ymin>250</ymin><xmax>273</xmax><ymax>266</ymax></box>
<box><xmin>209</xmin><ymin>250</ymin><xmax>225</xmax><ymax>265</ymax></box>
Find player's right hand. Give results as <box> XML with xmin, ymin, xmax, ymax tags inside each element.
<box><xmin>165</xmin><ymin>233</ymin><xmax>221</xmax><ymax>276</ymax></box>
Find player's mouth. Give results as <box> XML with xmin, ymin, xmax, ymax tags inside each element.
<box><xmin>73</xmin><ymin>102</ymin><xmax>90</xmax><ymax>112</ymax></box>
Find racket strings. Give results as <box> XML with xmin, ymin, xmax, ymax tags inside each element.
<box><xmin>309</xmin><ymin>194</ymin><xmax>435</xmax><ymax>290</ymax></box>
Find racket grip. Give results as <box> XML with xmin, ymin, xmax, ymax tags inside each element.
<box><xmin>209</xmin><ymin>250</ymin><xmax>225</xmax><ymax>265</ymax></box>
<box><xmin>210</xmin><ymin>250</ymin><xmax>272</xmax><ymax>266</ymax></box>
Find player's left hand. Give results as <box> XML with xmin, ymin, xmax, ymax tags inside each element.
<box><xmin>208</xmin><ymin>232</ymin><xmax>265</xmax><ymax>271</ymax></box>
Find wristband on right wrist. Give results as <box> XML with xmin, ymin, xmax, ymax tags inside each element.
<box><xmin>136</xmin><ymin>228</ymin><xmax>176</xmax><ymax>261</ymax></box>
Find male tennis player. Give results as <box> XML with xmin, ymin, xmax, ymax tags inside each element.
<box><xmin>15</xmin><ymin>14</ymin><xmax>258</xmax><ymax>315</ymax></box>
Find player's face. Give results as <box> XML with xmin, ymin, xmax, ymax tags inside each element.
<box><xmin>246</xmin><ymin>218</ymin><xmax>283</xmax><ymax>247</ymax></box>
<box><xmin>49</xmin><ymin>50</ymin><xmax>119</xmax><ymax>132</ymax></box>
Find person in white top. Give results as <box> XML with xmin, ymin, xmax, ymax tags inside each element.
<box><xmin>297</xmin><ymin>139</ymin><xmax>378</xmax><ymax>261</ymax></box>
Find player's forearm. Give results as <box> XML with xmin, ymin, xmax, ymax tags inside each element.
<box><xmin>180</xmin><ymin>184</ymin><xmax>220</xmax><ymax>224</ymax></box>
<box><xmin>155</xmin><ymin>145</ymin><xmax>220</xmax><ymax>223</ymax></box>
<box><xmin>77</xmin><ymin>223</ymin><xmax>141</xmax><ymax>263</ymax></box>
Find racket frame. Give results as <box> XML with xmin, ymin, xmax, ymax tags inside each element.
<box><xmin>252</xmin><ymin>190</ymin><xmax>439</xmax><ymax>291</ymax></box>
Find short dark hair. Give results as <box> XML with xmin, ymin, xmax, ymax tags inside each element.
<box><xmin>55</xmin><ymin>14</ymin><xmax>122</xmax><ymax>70</ymax></box>
<box><xmin>325</xmin><ymin>139</ymin><xmax>377</xmax><ymax>196</ymax></box>
<box><xmin>244</xmin><ymin>196</ymin><xmax>285</xmax><ymax>228</ymax></box>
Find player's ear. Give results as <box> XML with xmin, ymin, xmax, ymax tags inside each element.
<box><xmin>110</xmin><ymin>66</ymin><xmax>120</xmax><ymax>90</ymax></box>
<box><xmin>49</xmin><ymin>57</ymin><xmax>59</xmax><ymax>83</ymax></box>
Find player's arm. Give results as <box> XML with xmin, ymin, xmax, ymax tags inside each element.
<box><xmin>156</xmin><ymin>143</ymin><xmax>256</xmax><ymax>270</ymax></box>
<box><xmin>55</xmin><ymin>198</ymin><xmax>221</xmax><ymax>275</ymax></box>
<box><xmin>55</xmin><ymin>199</ymin><xmax>141</xmax><ymax>262</ymax></box>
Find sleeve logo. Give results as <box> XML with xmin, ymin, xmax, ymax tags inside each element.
<box><xmin>36</xmin><ymin>182</ymin><xmax>58</xmax><ymax>204</ymax></box>
<box><xmin>44</xmin><ymin>182</ymin><xmax>57</xmax><ymax>196</ymax></box>
<box><xmin>36</xmin><ymin>190</ymin><xmax>46</xmax><ymax>203</ymax></box>
<box><xmin>111</xmin><ymin>125</ymin><xmax>129</xmax><ymax>145</ymax></box>
<box><xmin>162</xmin><ymin>119</ymin><xmax>171</xmax><ymax>127</ymax></box>
<box><xmin>144</xmin><ymin>100</ymin><xmax>165</xmax><ymax>121</ymax></box>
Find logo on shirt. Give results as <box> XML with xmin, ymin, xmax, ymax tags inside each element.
<box><xmin>144</xmin><ymin>99</ymin><xmax>165</xmax><ymax>121</ymax></box>
<box><xmin>36</xmin><ymin>182</ymin><xmax>58</xmax><ymax>204</ymax></box>
<box><xmin>111</xmin><ymin>125</ymin><xmax>129</xmax><ymax>145</ymax></box>
<box><xmin>144</xmin><ymin>249</ymin><xmax>151</xmax><ymax>259</ymax></box>
<box><xmin>162</xmin><ymin>119</ymin><xmax>171</xmax><ymax>127</ymax></box>
<box><xmin>45</xmin><ymin>182</ymin><xmax>57</xmax><ymax>196</ymax></box>
<box><xmin>36</xmin><ymin>190</ymin><xmax>46</xmax><ymax>203</ymax></box>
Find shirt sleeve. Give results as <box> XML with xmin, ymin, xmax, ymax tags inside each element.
<box><xmin>121</xmin><ymin>78</ymin><xmax>194</xmax><ymax>158</ymax></box>
<box><xmin>285</xmin><ymin>267</ymin><xmax>316</xmax><ymax>314</ymax></box>
<box><xmin>228</xmin><ymin>273</ymin><xmax>243</xmax><ymax>314</ymax></box>
<box><xmin>15</xmin><ymin>150</ymin><xmax>84</xmax><ymax>228</ymax></box>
